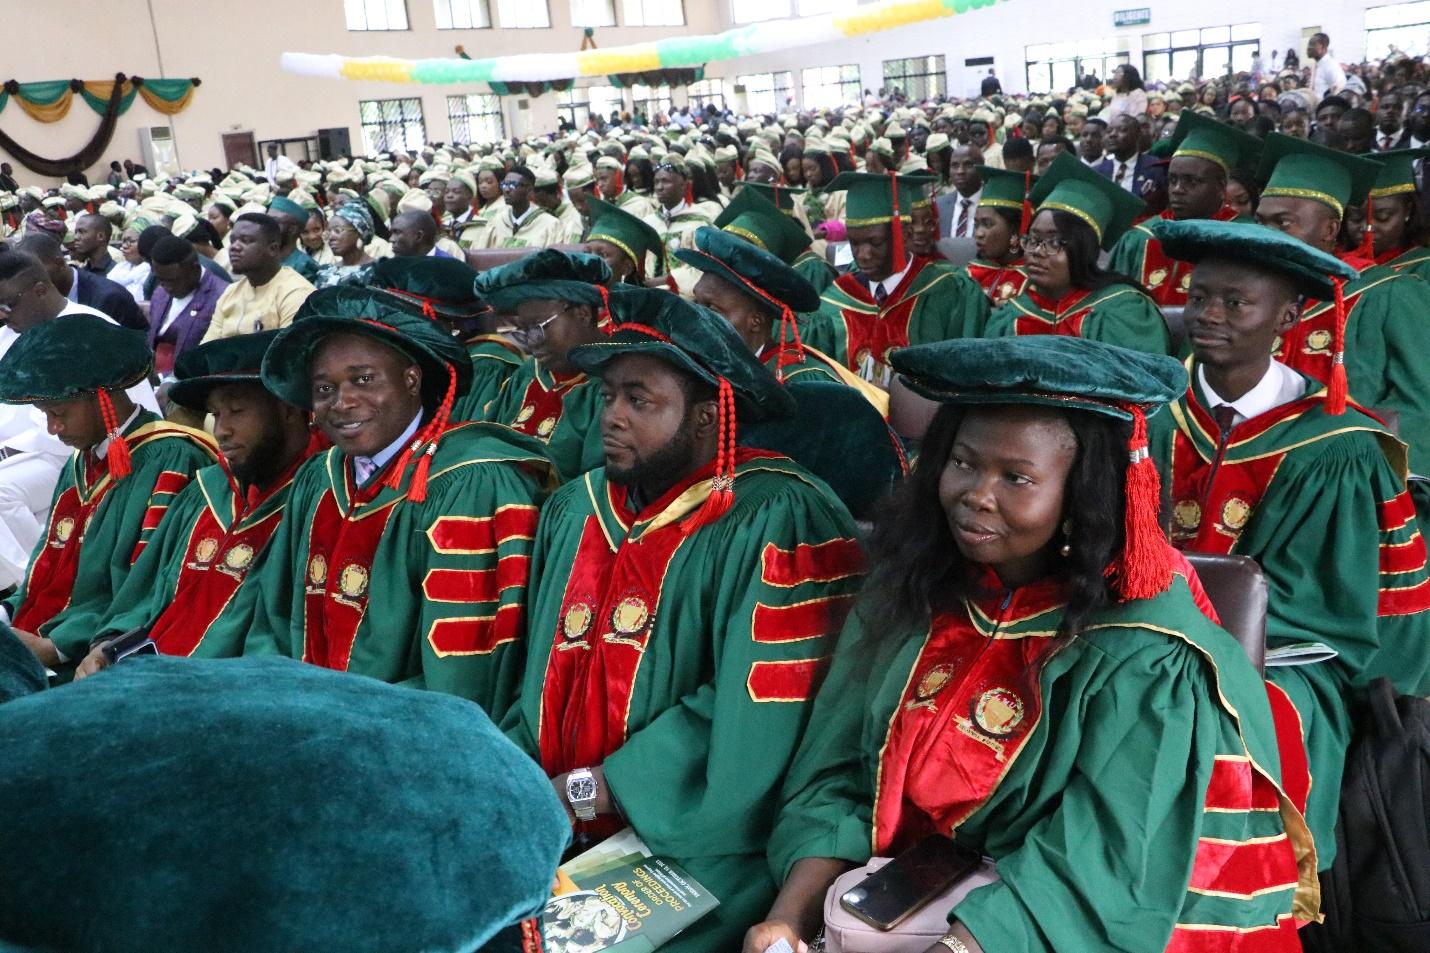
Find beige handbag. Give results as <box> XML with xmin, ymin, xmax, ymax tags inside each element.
<box><xmin>821</xmin><ymin>857</ymin><xmax>1000</xmax><ymax>953</ymax></box>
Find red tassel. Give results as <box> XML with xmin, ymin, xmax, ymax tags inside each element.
<box><xmin>1358</xmin><ymin>195</ymin><xmax>1376</xmax><ymax>262</ymax></box>
<box><xmin>1117</xmin><ymin>405</ymin><xmax>1173</xmax><ymax>601</ymax></box>
<box><xmin>595</xmin><ymin>284</ymin><xmax>612</xmax><ymax>331</ymax></box>
<box><xmin>887</xmin><ymin>172</ymin><xmax>905</xmax><ymax>275</ymax></box>
<box><xmin>774</xmin><ymin>305</ymin><xmax>804</xmax><ymax>381</ymax></box>
<box><xmin>734</xmin><ymin>161</ymin><xmax>744</xmax><ymax>181</ymax></box>
<box><xmin>685</xmin><ymin>182</ymin><xmax>695</xmax><ymax>206</ymax></box>
<box><xmin>97</xmin><ymin>389</ymin><xmax>132</xmax><ymax>480</ymax></box>
<box><xmin>1326</xmin><ymin>277</ymin><xmax>1349</xmax><ymax>415</ymax></box>
<box><xmin>683</xmin><ymin>378</ymin><xmax>736</xmax><ymax>535</ymax></box>
<box><xmin>383</xmin><ymin>365</ymin><xmax>457</xmax><ymax>503</ymax></box>
<box><xmin>1020</xmin><ymin>170</ymin><xmax>1033</xmax><ymax>235</ymax></box>
<box><xmin>612</xmin><ymin>168</ymin><xmax>624</xmax><ymax>198</ymax></box>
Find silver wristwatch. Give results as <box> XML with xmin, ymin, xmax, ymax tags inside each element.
<box><xmin>565</xmin><ymin>767</ymin><xmax>599</xmax><ymax>822</ymax></box>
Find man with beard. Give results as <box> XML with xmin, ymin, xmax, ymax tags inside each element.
<box><xmin>73</xmin><ymin>331</ymin><xmax>321</xmax><ymax>674</ymax></box>
<box><xmin>502</xmin><ymin>285</ymin><xmax>863</xmax><ymax>953</ymax></box>
<box><xmin>1108</xmin><ymin>110</ymin><xmax>1262</xmax><ymax>306</ymax></box>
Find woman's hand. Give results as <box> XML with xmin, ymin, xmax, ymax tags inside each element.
<box><xmin>742</xmin><ymin>919</ymin><xmax>806</xmax><ymax>953</ymax></box>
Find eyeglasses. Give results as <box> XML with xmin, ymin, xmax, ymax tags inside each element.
<box><xmin>1023</xmin><ymin>236</ymin><xmax>1069</xmax><ymax>257</ymax></box>
<box><xmin>499</xmin><ymin>180</ymin><xmax>524</xmax><ymax>191</ymax></box>
<box><xmin>498</xmin><ymin>304</ymin><xmax>572</xmax><ymax>348</ymax></box>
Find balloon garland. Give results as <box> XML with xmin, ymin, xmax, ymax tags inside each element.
<box><xmin>283</xmin><ymin>0</ymin><xmax>1006</xmax><ymax>85</ymax></box>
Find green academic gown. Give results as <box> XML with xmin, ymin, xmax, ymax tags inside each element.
<box><xmin>1375</xmin><ymin>244</ymin><xmax>1430</xmax><ymax>283</ymax></box>
<box><xmin>452</xmin><ymin>334</ymin><xmax>525</xmax><ymax>423</ymax></box>
<box><xmin>282</xmin><ymin>248</ymin><xmax>322</xmax><ymax>284</ymax></box>
<box><xmin>95</xmin><ymin>439</ymin><xmax>322</xmax><ymax>658</ymax></box>
<box><xmin>2</xmin><ymin>412</ymin><xmax>217</xmax><ymax>661</ymax></box>
<box><xmin>1272</xmin><ymin>263</ymin><xmax>1430</xmax><ymax>473</ymax></box>
<box><xmin>983</xmin><ymin>282</ymin><xmax>1174</xmax><ymax>355</ymax></box>
<box><xmin>486</xmin><ymin>359</ymin><xmax>606</xmax><ymax>482</ymax></box>
<box><xmin>792</xmin><ymin>249</ymin><xmax>838</xmax><ymax>295</ymax></box>
<box><xmin>244</xmin><ymin>422</ymin><xmax>551</xmax><ymax>715</ymax></box>
<box><xmin>803</xmin><ymin>258</ymin><xmax>991</xmax><ymax>386</ymax></box>
<box><xmin>770</xmin><ymin>571</ymin><xmax>1318</xmax><ymax>953</ymax></box>
<box><xmin>1152</xmin><ymin>365</ymin><xmax>1430</xmax><ymax>868</ymax></box>
<box><xmin>503</xmin><ymin>450</ymin><xmax>866</xmax><ymax>953</ymax></box>
<box><xmin>1106</xmin><ymin>206</ymin><xmax>1243</xmax><ymax>307</ymax></box>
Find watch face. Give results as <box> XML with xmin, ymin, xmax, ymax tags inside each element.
<box><xmin>567</xmin><ymin>777</ymin><xmax>597</xmax><ymax>801</ymax></box>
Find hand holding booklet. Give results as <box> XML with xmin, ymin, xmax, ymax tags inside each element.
<box><xmin>542</xmin><ymin>829</ymin><xmax>719</xmax><ymax>953</ymax></box>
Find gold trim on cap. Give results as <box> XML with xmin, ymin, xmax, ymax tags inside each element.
<box><xmin>1039</xmin><ymin>200</ymin><xmax>1103</xmax><ymax>242</ymax></box>
<box><xmin>1261</xmin><ymin>186</ymin><xmax>1344</xmax><ymax>219</ymax></box>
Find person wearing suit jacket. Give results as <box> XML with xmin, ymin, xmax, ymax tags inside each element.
<box><xmin>1095</xmin><ymin>114</ymin><xmax>1168</xmax><ymax>216</ymax></box>
<box><xmin>146</xmin><ymin>234</ymin><xmax>231</xmax><ymax>376</ymax></box>
<box><xmin>13</xmin><ymin>231</ymin><xmax>148</xmax><ymax>332</ymax></box>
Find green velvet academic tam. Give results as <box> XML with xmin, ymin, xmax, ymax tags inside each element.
<box><xmin>674</xmin><ymin>226</ymin><xmax>821</xmax><ymax>313</ymax></box>
<box><xmin>1150</xmin><ymin>218</ymin><xmax>1356</xmax><ymax>300</ymax></box>
<box><xmin>0</xmin><ymin>645</ymin><xmax>568</xmax><ymax>953</ymax></box>
<box><xmin>0</xmin><ymin>314</ymin><xmax>151</xmax><ymax>404</ymax></box>
<box><xmin>168</xmin><ymin>329</ymin><xmax>281</xmax><ymax>412</ymax></box>
<box><xmin>473</xmin><ymin>248</ymin><xmax>613</xmax><ymax>311</ymax></box>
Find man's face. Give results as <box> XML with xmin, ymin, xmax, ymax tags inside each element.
<box><xmin>1336</xmin><ymin>116</ymin><xmax>1374</xmax><ymax>154</ymax></box>
<box><xmin>596</xmin><ymin>166</ymin><xmax>621</xmax><ymax>199</ymax></box>
<box><xmin>1379</xmin><ymin>95</ymin><xmax>1402</xmax><ymax>134</ymax></box>
<box><xmin>425</xmin><ymin>178</ymin><xmax>448</xmax><ymax>208</ymax></box>
<box><xmin>909</xmin><ymin>126</ymin><xmax>929</xmax><ymax>152</ymax></box>
<box><xmin>511</xmin><ymin>298</ymin><xmax>594</xmax><ymax>376</ymax></box>
<box><xmin>599</xmin><ymin>353</ymin><xmax>711</xmax><ymax>491</ymax></box>
<box><xmin>967</xmin><ymin>123</ymin><xmax>989</xmax><ymax>149</ymax></box>
<box><xmin>309</xmin><ymin>333</ymin><xmax>423</xmax><ymax>457</ymax></box>
<box><xmin>692</xmin><ymin>273</ymin><xmax>769</xmax><ymax>353</ymax></box>
<box><xmin>227</xmin><ymin>221</ymin><xmax>279</xmax><ymax>275</ymax></box>
<box><xmin>910</xmin><ymin>204</ymin><xmax>938</xmax><ymax>257</ymax></box>
<box><xmin>1080</xmin><ymin>123</ymin><xmax>1105</xmax><ymax>159</ymax></box>
<box><xmin>0</xmin><ymin>269</ymin><xmax>51</xmax><ymax>333</ymax></box>
<box><xmin>207</xmin><ymin>382</ymin><xmax>291</xmax><ymax>484</ymax></box>
<box><xmin>1255</xmin><ymin>195</ymin><xmax>1339</xmax><ymax>252</ymax></box>
<box><xmin>949</xmin><ymin>147</ymin><xmax>983</xmax><ymax>195</ymax></box>
<box><xmin>715</xmin><ymin>160</ymin><xmax>737</xmax><ymax>189</ymax></box>
<box><xmin>152</xmin><ymin>258</ymin><xmax>201</xmax><ymax>300</ymax></box>
<box><xmin>1185</xmin><ymin>259</ymin><xmax>1298</xmax><ymax>373</ymax></box>
<box><xmin>1307</xmin><ymin>38</ymin><xmax>1324</xmax><ymax>60</ymax></box>
<box><xmin>1315</xmin><ymin>102</ymin><xmax>1346</xmax><ymax>129</ymax></box>
<box><xmin>1035</xmin><ymin>142</ymin><xmax>1064</xmax><ymax>176</ymax></box>
<box><xmin>1166</xmin><ymin>156</ymin><xmax>1226</xmax><ymax>221</ymax></box>
<box><xmin>36</xmin><ymin>396</ymin><xmax>105</xmax><ymax>450</ymax></box>
<box><xmin>653</xmin><ymin>169</ymin><xmax>686</xmax><ymax>209</ymax></box>
<box><xmin>502</xmin><ymin>172</ymin><xmax>531</xmax><ymax>209</ymax></box>
<box><xmin>848</xmin><ymin>222</ymin><xmax>901</xmax><ymax>282</ymax></box>
<box><xmin>388</xmin><ymin>213</ymin><xmax>431</xmax><ymax>257</ymax></box>
<box><xmin>267</xmin><ymin>144</ymin><xmax>279</xmax><ymax>159</ymax></box>
<box><xmin>1106</xmin><ymin>116</ymin><xmax>1138</xmax><ymax>156</ymax></box>
<box><xmin>443</xmin><ymin>182</ymin><xmax>474</xmax><ymax>216</ymax></box>
<box><xmin>1281</xmin><ymin>111</ymin><xmax>1310</xmax><ymax>139</ymax></box>
<box><xmin>1410</xmin><ymin>95</ymin><xmax>1430</xmax><ymax>140</ymax></box>
<box><xmin>532</xmin><ymin>187</ymin><xmax>559</xmax><ymax>211</ymax></box>
<box><xmin>570</xmin><ymin>184</ymin><xmax>595</xmax><ymax>217</ymax></box>
<box><xmin>72</xmin><ymin>216</ymin><xmax>108</xmax><ymax>256</ymax></box>
<box><xmin>1229</xmin><ymin>100</ymin><xmax>1255</xmax><ymax>128</ymax></box>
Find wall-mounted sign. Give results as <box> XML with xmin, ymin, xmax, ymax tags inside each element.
<box><xmin>1114</xmin><ymin>8</ymin><xmax>1151</xmax><ymax>27</ymax></box>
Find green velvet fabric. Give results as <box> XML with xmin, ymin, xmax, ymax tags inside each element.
<box><xmin>472</xmin><ymin>248</ymin><xmax>613</xmax><ymax>312</ymax></box>
<box><xmin>1150</xmin><ymin>219</ymin><xmax>1356</xmax><ymax>299</ymax></box>
<box><xmin>891</xmin><ymin>335</ymin><xmax>1186</xmax><ymax>421</ymax></box>
<box><xmin>715</xmin><ymin>186</ymin><xmax>813</xmax><ymax>263</ymax></box>
<box><xmin>674</xmin><ymin>226</ymin><xmax>821</xmax><ymax>313</ymax></box>
<box><xmin>368</xmin><ymin>256</ymin><xmax>488</xmax><ymax>319</ymax></box>
<box><xmin>265</xmin><ymin>294</ymin><xmax>475</xmax><ymax>408</ymax></box>
<box><xmin>1030</xmin><ymin>151</ymin><xmax>1146</xmax><ymax>250</ymax></box>
<box><xmin>0</xmin><ymin>627</ymin><xmax>44</xmax><ymax>705</ymax></box>
<box><xmin>0</xmin><ymin>315</ymin><xmax>151</xmax><ymax>404</ymax></box>
<box><xmin>267</xmin><ymin>196</ymin><xmax>308</xmax><ymax>222</ymax></box>
<box><xmin>826</xmin><ymin>172</ymin><xmax>931</xmax><ymax>224</ymax></box>
<box><xmin>569</xmin><ymin>286</ymin><xmax>796</xmax><ymax>423</ymax></box>
<box><xmin>740</xmin><ymin>379</ymin><xmax>902</xmax><ymax>519</ymax></box>
<box><xmin>1257</xmin><ymin>132</ymin><xmax>1381</xmax><ymax>213</ymax></box>
<box><xmin>585</xmin><ymin>196</ymin><xmax>665</xmax><ymax>269</ymax></box>
<box><xmin>0</xmin><ymin>648</ymin><xmax>568</xmax><ymax>953</ymax></box>
<box><xmin>168</xmin><ymin>329</ymin><xmax>282</xmax><ymax>411</ymax></box>
<box><xmin>1169</xmin><ymin>108</ymin><xmax>1264</xmax><ymax>171</ymax></box>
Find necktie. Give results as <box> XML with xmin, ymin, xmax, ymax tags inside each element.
<box><xmin>1116</xmin><ymin>162</ymin><xmax>1130</xmax><ymax>188</ymax></box>
<box><xmin>956</xmin><ymin>198</ymin><xmax>972</xmax><ymax>237</ymax></box>
<box><xmin>1213</xmin><ymin>404</ymin><xmax>1237</xmax><ymax>438</ymax></box>
<box><xmin>353</xmin><ymin>457</ymin><xmax>377</xmax><ymax>486</ymax></box>
<box><xmin>873</xmin><ymin>282</ymin><xmax>888</xmax><ymax>307</ymax></box>
<box><xmin>1383</xmin><ymin>135</ymin><xmax>1394</xmax><ymax>150</ymax></box>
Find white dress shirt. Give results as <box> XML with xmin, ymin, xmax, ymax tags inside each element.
<box><xmin>1111</xmin><ymin>152</ymin><xmax>1141</xmax><ymax>193</ymax></box>
<box><xmin>1198</xmin><ymin>360</ymin><xmax>1306</xmax><ymax>429</ymax></box>
<box><xmin>949</xmin><ymin>188</ymin><xmax>981</xmax><ymax>238</ymax></box>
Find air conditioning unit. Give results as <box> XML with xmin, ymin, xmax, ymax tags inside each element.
<box><xmin>138</xmin><ymin>126</ymin><xmax>179</xmax><ymax>178</ymax></box>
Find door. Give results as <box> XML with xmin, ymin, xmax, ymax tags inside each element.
<box><xmin>221</xmin><ymin>132</ymin><xmax>257</xmax><ymax>171</ymax></box>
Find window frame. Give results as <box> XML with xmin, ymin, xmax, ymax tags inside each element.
<box><xmin>1142</xmin><ymin>23</ymin><xmax>1261</xmax><ymax>84</ymax></box>
<box><xmin>686</xmin><ymin>78</ymin><xmax>726</xmax><ymax>112</ymax></box>
<box><xmin>359</xmin><ymin>96</ymin><xmax>427</xmax><ymax>154</ymax></box>
<box><xmin>433</xmin><ymin>0</ymin><xmax>492</xmax><ymax>29</ymax></box>
<box><xmin>801</xmin><ymin>64</ymin><xmax>861</xmax><ymax>110</ymax></box>
<box><xmin>570</xmin><ymin>0</ymin><xmax>615</xmax><ymax>28</ymax></box>
<box><xmin>447</xmin><ymin>93</ymin><xmax>506</xmax><ymax>146</ymax></box>
<box><xmin>494</xmin><ymin>0</ymin><xmax>551</xmax><ymax>28</ymax></box>
<box><xmin>737</xmin><ymin>71</ymin><xmax>794</xmax><ymax>115</ymax></box>
<box><xmin>621</xmin><ymin>0</ymin><xmax>684</xmax><ymax>26</ymax></box>
<box><xmin>1024</xmin><ymin>39</ymin><xmax>1129</xmax><ymax>95</ymax></box>
<box><xmin>1365</xmin><ymin>0</ymin><xmax>1430</xmax><ymax>59</ymax></box>
<box><xmin>345</xmin><ymin>0</ymin><xmax>410</xmax><ymax>31</ymax></box>
<box><xmin>881</xmin><ymin>55</ymin><xmax>946</xmax><ymax>102</ymax></box>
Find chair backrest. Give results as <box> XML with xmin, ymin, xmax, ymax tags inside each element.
<box><xmin>465</xmin><ymin>243</ymin><xmax>590</xmax><ymax>274</ymax></box>
<box><xmin>1160</xmin><ymin>306</ymin><xmax>1187</xmax><ymax>354</ymax></box>
<box><xmin>888</xmin><ymin>375</ymin><xmax>941</xmax><ymax>445</ymax></box>
<box><xmin>1184</xmin><ymin>552</ymin><xmax>1267</xmax><ymax>673</ymax></box>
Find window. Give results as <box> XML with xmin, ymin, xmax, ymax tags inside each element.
<box><xmin>731</xmin><ymin>0</ymin><xmax>854</xmax><ymax>20</ymax></box>
<box><xmin>345</xmin><ymin>0</ymin><xmax>408</xmax><ymax>30</ymax></box>
<box><xmin>631</xmin><ymin>84</ymin><xmax>673</xmax><ymax>120</ymax></box>
<box><xmin>359</xmin><ymin>97</ymin><xmax>426</xmax><ymax>153</ymax></box>
<box><xmin>737</xmin><ymin>72</ymin><xmax>794</xmax><ymax>115</ymax></box>
<box><xmin>686</xmin><ymin>78</ymin><xmax>726</xmax><ymax>112</ymax></box>
<box><xmin>495</xmin><ymin>0</ymin><xmax>549</xmax><ymax>27</ymax></box>
<box><xmin>1143</xmin><ymin>23</ymin><xmax>1260</xmax><ymax>84</ymax></box>
<box><xmin>1025</xmin><ymin>38</ymin><xmax>1129</xmax><ymax>95</ymax></box>
<box><xmin>570</xmin><ymin>0</ymin><xmax>614</xmax><ymax>27</ymax></box>
<box><xmin>434</xmin><ymin>0</ymin><xmax>490</xmax><ymax>28</ymax></box>
<box><xmin>622</xmin><ymin>0</ymin><xmax>683</xmax><ymax>25</ymax></box>
<box><xmin>802</xmin><ymin>65</ymin><xmax>861</xmax><ymax>110</ymax></box>
<box><xmin>558</xmin><ymin>83</ymin><xmax>624</xmax><ymax>128</ymax></box>
<box><xmin>882</xmin><ymin>55</ymin><xmax>946</xmax><ymax>102</ymax></box>
<box><xmin>1366</xmin><ymin>1</ymin><xmax>1430</xmax><ymax>59</ymax></box>
<box><xmin>447</xmin><ymin>93</ymin><xmax>505</xmax><ymax>145</ymax></box>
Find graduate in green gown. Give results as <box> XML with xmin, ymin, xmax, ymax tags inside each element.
<box><xmin>242</xmin><ymin>290</ymin><xmax>552</xmax><ymax>714</ymax></box>
<box><xmin>749</xmin><ymin>335</ymin><xmax>1317</xmax><ymax>953</ymax></box>
<box><xmin>962</xmin><ymin>166</ymin><xmax>1032</xmax><ymax>308</ymax></box>
<box><xmin>582</xmin><ymin>196</ymin><xmax>669</xmax><ymax>289</ymax></box>
<box><xmin>1251</xmin><ymin>134</ymin><xmax>1430</xmax><ymax>473</ymax></box>
<box><xmin>1147</xmin><ymin>219</ymin><xmax>1430</xmax><ymax>869</ymax></box>
<box><xmin>803</xmin><ymin>172</ymin><xmax>991</xmax><ymax>387</ymax></box>
<box><xmin>718</xmin><ymin>183</ymin><xmax>839</xmax><ymax>294</ymax></box>
<box><xmin>502</xmin><ymin>287</ymin><xmax>865</xmax><ymax>953</ymax></box>
<box><xmin>73</xmin><ymin>331</ymin><xmax>322</xmax><ymax>674</ymax></box>
<box><xmin>366</xmin><ymin>256</ymin><xmax>524</xmax><ymax>423</ymax></box>
<box><xmin>1343</xmin><ymin>148</ymin><xmax>1430</xmax><ymax>280</ymax></box>
<box><xmin>1106</xmin><ymin>110</ymin><xmax>1261</xmax><ymax>307</ymax></box>
<box><xmin>0</xmin><ymin>315</ymin><xmax>217</xmax><ymax>669</ymax></box>
<box><xmin>479</xmin><ymin>250</ymin><xmax>616</xmax><ymax>481</ymax></box>
<box><xmin>983</xmin><ymin>151</ymin><xmax>1173</xmax><ymax>355</ymax></box>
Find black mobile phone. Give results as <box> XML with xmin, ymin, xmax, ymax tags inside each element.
<box><xmin>839</xmin><ymin>835</ymin><xmax>984</xmax><ymax>931</ymax></box>
<box><xmin>100</xmin><ymin>627</ymin><xmax>157</xmax><ymax>665</ymax></box>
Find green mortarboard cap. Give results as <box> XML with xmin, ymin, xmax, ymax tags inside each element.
<box><xmin>1256</xmin><ymin>133</ymin><xmax>1383</xmax><ymax>219</ymax></box>
<box><xmin>1359</xmin><ymin>147</ymin><xmax>1430</xmax><ymax>201</ymax></box>
<box><xmin>891</xmin><ymin>335</ymin><xmax>1186</xmax><ymax>422</ymax></box>
<box><xmin>569</xmin><ymin>286</ymin><xmax>795</xmax><ymax>423</ymax></box>
<box><xmin>367</xmin><ymin>256</ymin><xmax>488</xmax><ymax>320</ymax></box>
<box><xmin>584</xmin><ymin>197</ymin><xmax>665</xmax><ymax>273</ymax></box>
<box><xmin>1150</xmin><ymin>218</ymin><xmax>1356</xmax><ymax>300</ymax></box>
<box><xmin>827</xmin><ymin>171</ymin><xmax>932</xmax><ymax>226</ymax></box>
<box><xmin>1168</xmin><ymin>108</ymin><xmax>1263</xmax><ymax>174</ymax></box>
<box><xmin>264</xmin><ymin>291</ymin><xmax>475</xmax><ymax>409</ymax></box>
<box><xmin>715</xmin><ymin>186</ymin><xmax>812</xmax><ymax>263</ymax></box>
<box><xmin>674</xmin><ymin>226</ymin><xmax>820</xmax><ymax>314</ymax></box>
<box><xmin>472</xmin><ymin>248</ymin><xmax>613</xmax><ymax>312</ymax></box>
<box><xmin>1029</xmin><ymin>151</ymin><xmax>1146</xmax><ymax>250</ymax></box>
<box><xmin>978</xmin><ymin>166</ymin><xmax>1035</xmax><ymax>212</ymax></box>
<box><xmin>738</xmin><ymin>181</ymin><xmax>807</xmax><ymax>214</ymax></box>
<box><xmin>267</xmin><ymin>196</ymin><xmax>309</xmax><ymax>222</ymax></box>
<box><xmin>0</xmin><ymin>315</ymin><xmax>151</xmax><ymax>404</ymax></box>
<box><xmin>169</xmin><ymin>330</ymin><xmax>284</xmax><ymax>411</ymax></box>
